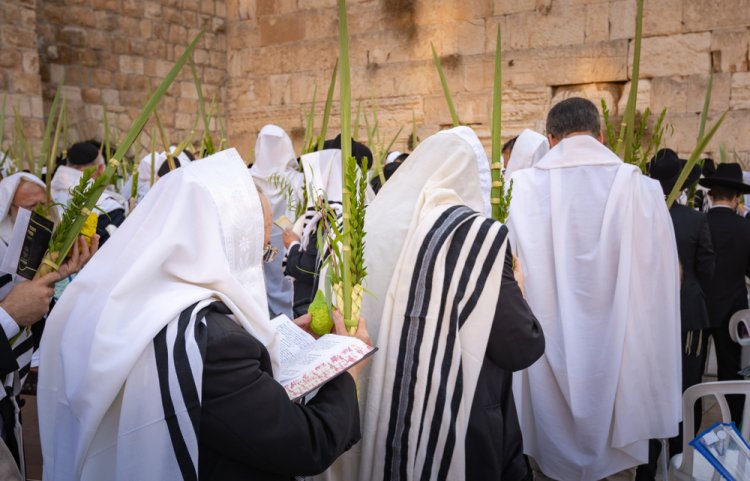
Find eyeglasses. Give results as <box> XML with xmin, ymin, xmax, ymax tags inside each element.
<box><xmin>262</xmin><ymin>243</ymin><xmax>279</xmax><ymax>263</ymax></box>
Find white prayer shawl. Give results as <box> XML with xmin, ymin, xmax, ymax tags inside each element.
<box><xmin>250</xmin><ymin>125</ymin><xmax>303</xmax><ymax>318</ymax></box>
<box><xmin>51</xmin><ymin>165</ymin><xmax>127</xmax><ymax>216</ymax></box>
<box><xmin>0</xmin><ymin>172</ymin><xmax>45</xmax><ymax>249</ymax></box>
<box><xmin>315</xmin><ymin>126</ymin><xmax>492</xmax><ymax>481</ymax></box>
<box><xmin>508</xmin><ymin>135</ymin><xmax>681</xmax><ymax>481</ymax></box>
<box><xmin>37</xmin><ymin>148</ymin><xmax>278</xmax><ymax>481</ymax></box>
<box><xmin>504</xmin><ymin>129</ymin><xmax>549</xmax><ymax>179</ymax></box>
<box><xmin>136</xmin><ymin>148</ymin><xmax>192</xmax><ymax>203</ymax></box>
<box><xmin>385</xmin><ymin>151</ymin><xmax>402</xmax><ymax>164</ymax></box>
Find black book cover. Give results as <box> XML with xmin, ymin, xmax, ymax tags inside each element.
<box><xmin>17</xmin><ymin>212</ymin><xmax>54</xmax><ymax>280</ymax></box>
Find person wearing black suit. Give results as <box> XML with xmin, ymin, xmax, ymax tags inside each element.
<box><xmin>637</xmin><ymin>149</ymin><xmax>716</xmax><ymax>481</ymax></box>
<box><xmin>198</xmin><ymin>302</ymin><xmax>361</xmax><ymax>481</ymax></box>
<box><xmin>701</xmin><ymin>163</ymin><xmax>750</xmax><ymax>423</ymax></box>
<box><xmin>466</xmin><ymin>239</ymin><xmax>544</xmax><ymax>481</ymax></box>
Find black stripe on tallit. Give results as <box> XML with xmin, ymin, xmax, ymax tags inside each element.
<box><xmin>419</xmin><ymin>217</ymin><xmax>493</xmax><ymax>481</ymax></box>
<box><xmin>12</xmin><ymin>336</ymin><xmax>34</xmax><ymax>358</ymax></box>
<box><xmin>155</xmin><ymin>303</ymin><xmax>199</xmax><ymax>481</ymax></box>
<box><xmin>383</xmin><ymin>206</ymin><xmax>474</xmax><ymax>481</ymax></box>
<box><xmin>17</xmin><ymin>363</ymin><xmax>29</xmax><ymax>381</ymax></box>
<box><xmin>414</xmin><ymin>213</ymin><xmax>477</xmax><ymax>455</ymax></box>
<box><xmin>438</xmin><ymin>223</ymin><xmax>505</xmax><ymax>479</ymax></box>
<box><xmin>173</xmin><ymin>302</ymin><xmax>212</xmax><ymax>438</ymax></box>
<box><xmin>457</xmin><ymin>224</ymin><xmax>507</xmax><ymax>328</ymax></box>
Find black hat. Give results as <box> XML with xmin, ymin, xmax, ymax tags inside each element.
<box><xmin>67</xmin><ymin>141</ymin><xmax>101</xmax><ymax>166</ymax></box>
<box><xmin>702</xmin><ymin>158</ymin><xmax>716</xmax><ymax>178</ymax></box>
<box><xmin>699</xmin><ymin>162</ymin><xmax>750</xmax><ymax>194</ymax></box>
<box><xmin>323</xmin><ymin>134</ymin><xmax>373</xmax><ymax>168</ymax></box>
<box><xmin>647</xmin><ymin>148</ymin><xmax>701</xmax><ymax>195</ymax></box>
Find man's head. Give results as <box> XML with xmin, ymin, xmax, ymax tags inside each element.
<box><xmin>67</xmin><ymin>142</ymin><xmax>105</xmax><ymax>178</ymax></box>
<box><xmin>10</xmin><ymin>179</ymin><xmax>45</xmax><ymax>223</ymax></box>
<box><xmin>709</xmin><ymin>186</ymin><xmax>742</xmax><ymax>209</ymax></box>
<box><xmin>545</xmin><ymin>97</ymin><xmax>603</xmax><ymax>147</ymax></box>
<box><xmin>502</xmin><ymin>136</ymin><xmax>518</xmax><ymax>168</ymax></box>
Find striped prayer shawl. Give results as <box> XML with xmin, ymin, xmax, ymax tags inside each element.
<box><xmin>361</xmin><ymin>205</ymin><xmax>508</xmax><ymax>481</ymax></box>
<box><xmin>154</xmin><ymin>300</ymin><xmax>211</xmax><ymax>481</ymax></box>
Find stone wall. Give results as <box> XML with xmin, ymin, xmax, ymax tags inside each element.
<box><xmin>1</xmin><ymin>0</ymin><xmax>749</xmax><ymax>167</ymax></box>
<box><xmin>0</xmin><ymin>0</ymin><xmax>43</xmax><ymax>158</ymax></box>
<box><xmin>225</xmin><ymin>0</ymin><xmax>750</xmax><ymax>166</ymax></box>
<box><xmin>34</xmin><ymin>0</ymin><xmax>228</xmax><ymax>152</ymax></box>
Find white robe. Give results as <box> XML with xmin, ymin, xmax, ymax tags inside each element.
<box><xmin>250</xmin><ymin>125</ymin><xmax>303</xmax><ymax>318</ymax></box>
<box><xmin>51</xmin><ymin>165</ymin><xmax>126</xmax><ymax>217</ymax></box>
<box><xmin>508</xmin><ymin>135</ymin><xmax>681</xmax><ymax>481</ymax></box>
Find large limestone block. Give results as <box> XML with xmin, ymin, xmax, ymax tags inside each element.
<box><xmin>684</xmin><ymin>0</ymin><xmax>750</xmax><ymax>33</ymax></box>
<box><xmin>552</xmin><ymin>83</ymin><xmax>622</xmax><ymax>115</ymax></box>
<box><xmin>634</xmin><ymin>33</ymin><xmax>711</xmax><ymax>78</ymax></box>
<box><xmin>259</xmin><ymin>14</ymin><xmax>305</xmax><ymax>46</ymax></box>
<box><xmin>491</xmin><ymin>4</ymin><xmax>585</xmax><ymax>51</ymax></box>
<box><xmin>504</xmin><ymin>39</ymin><xmax>629</xmax><ymax>86</ymax></box>
<box><xmin>687</xmin><ymin>73</ymin><xmax>731</xmax><ymax>113</ymax></box>
<box><xmin>609</xmin><ymin>0</ymin><xmax>682</xmax><ymax>41</ymax></box>
<box><xmin>711</xmin><ymin>28</ymin><xmax>750</xmax><ymax>73</ymax></box>
<box><xmin>650</xmin><ymin>76</ymin><xmax>687</xmax><ymax>113</ymax></box>
<box><xmin>617</xmin><ymin>79</ymin><xmax>651</xmax><ymax>114</ymax></box>
<box><xmin>731</xmin><ymin>72</ymin><xmax>750</xmax><ymax>110</ymax></box>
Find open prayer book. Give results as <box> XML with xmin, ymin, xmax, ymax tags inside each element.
<box><xmin>270</xmin><ymin>314</ymin><xmax>376</xmax><ymax>400</ymax></box>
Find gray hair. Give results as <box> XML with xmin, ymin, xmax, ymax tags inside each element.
<box><xmin>546</xmin><ymin>97</ymin><xmax>601</xmax><ymax>139</ymax></box>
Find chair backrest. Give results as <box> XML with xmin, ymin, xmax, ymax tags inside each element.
<box><xmin>729</xmin><ymin>309</ymin><xmax>750</xmax><ymax>346</ymax></box>
<box><xmin>678</xmin><ymin>381</ymin><xmax>750</xmax><ymax>474</ymax></box>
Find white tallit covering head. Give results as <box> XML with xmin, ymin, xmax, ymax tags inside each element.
<box><xmin>251</xmin><ymin>124</ymin><xmax>299</xmax><ymax>179</ymax></box>
<box><xmin>250</xmin><ymin>125</ymin><xmax>303</xmax><ymax>318</ymax></box>
<box><xmin>315</xmin><ymin>126</ymin><xmax>492</xmax><ymax>481</ymax></box>
<box><xmin>361</xmin><ymin>126</ymin><xmax>490</xmax><ymax>341</ymax></box>
<box><xmin>504</xmin><ymin>129</ymin><xmax>549</xmax><ymax>179</ymax></box>
<box><xmin>136</xmin><ymin>147</ymin><xmax>192</xmax><ymax>203</ymax></box>
<box><xmin>0</xmin><ymin>172</ymin><xmax>45</xmax><ymax>245</ymax></box>
<box><xmin>37</xmin><ymin>148</ymin><xmax>277</xmax><ymax>481</ymax></box>
<box><xmin>508</xmin><ymin>135</ymin><xmax>681</xmax><ymax>480</ymax></box>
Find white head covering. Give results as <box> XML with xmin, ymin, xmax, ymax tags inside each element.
<box><xmin>251</xmin><ymin>124</ymin><xmax>298</xmax><ymax>179</ymax></box>
<box><xmin>250</xmin><ymin>125</ymin><xmax>302</xmax><ymax>318</ymax></box>
<box><xmin>504</xmin><ymin>129</ymin><xmax>549</xmax><ymax>179</ymax></box>
<box><xmin>136</xmin><ymin>147</ymin><xmax>192</xmax><ymax>203</ymax></box>
<box><xmin>38</xmin><ymin>148</ymin><xmax>277</xmax><ymax>480</ymax></box>
<box><xmin>385</xmin><ymin>151</ymin><xmax>402</xmax><ymax>164</ymax></box>
<box><xmin>361</xmin><ymin>126</ymin><xmax>490</xmax><ymax>340</ymax></box>
<box><xmin>0</xmin><ymin>172</ymin><xmax>45</xmax><ymax>245</ymax></box>
<box><xmin>295</xmin><ymin>149</ymin><xmax>344</xmax><ymax>250</ymax></box>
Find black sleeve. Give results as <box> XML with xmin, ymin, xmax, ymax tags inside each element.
<box><xmin>485</xmin><ymin>241</ymin><xmax>545</xmax><ymax>372</ymax></box>
<box><xmin>201</xmin><ymin>327</ymin><xmax>361</xmax><ymax>476</ymax></box>
<box><xmin>284</xmin><ymin>241</ymin><xmax>319</xmax><ymax>285</ymax></box>
<box><xmin>0</xmin><ymin>328</ymin><xmax>17</xmax><ymax>378</ymax></box>
<box><xmin>96</xmin><ymin>208</ymin><xmax>126</xmax><ymax>244</ymax></box>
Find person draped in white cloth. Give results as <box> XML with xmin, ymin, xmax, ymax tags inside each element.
<box><xmin>250</xmin><ymin>124</ymin><xmax>303</xmax><ymax>319</ymax></box>
<box><xmin>508</xmin><ymin>98</ymin><xmax>681</xmax><ymax>481</ymax></box>
<box><xmin>316</xmin><ymin>126</ymin><xmax>544</xmax><ymax>481</ymax></box>
<box><xmin>0</xmin><ymin>173</ymin><xmax>95</xmax><ymax>479</ymax></box>
<box><xmin>503</xmin><ymin>129</ymin><xmax>549</xmax><ymax>180</ymax></box>
<box><xmin>37</xmin><ymin>148</ymin><xmax>366</xmax><ymax>481</ymax></box>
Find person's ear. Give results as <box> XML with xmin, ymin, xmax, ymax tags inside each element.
<box><xmin>547</xmin><ymin>134</ymin><xmax>559</xmax><ymax>148</ymax></box>
<box><xmin>596</xmin><ymin>131</ymin><xmax>604</xmax><ymax>144</ymax></box>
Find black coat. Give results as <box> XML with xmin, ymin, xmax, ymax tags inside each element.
<box><xmin>669</xmin><ymin>204</ymin><xmax>715</xmax><ymax>331</ymax></box>
<box><xmin>198</xmin><ymin>305</ymin><xmax>361</xmax><ymax>481</ymax></box>
<box><xmin>466</xmin><ymin>241</ymin><xmax>545</xmax><ymax>481</ymax></box>
<box><xmin>704</xmin><ymin>207</ymin><xmax>750</xmax><ymax>329</ymax></box>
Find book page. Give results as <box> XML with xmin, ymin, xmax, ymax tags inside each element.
<box><xmin>269</xmin><ymin>314</ymin><xmax>315</xmax><ymax>367</ymax></box>
<box><xmin>268</xmin><ymin>314</ymin><xmax>376</xmax><ymax>400</ymax></box>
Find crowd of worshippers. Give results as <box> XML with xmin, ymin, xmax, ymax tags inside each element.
<box><xmin>0</xmin><ymin>96</ymin><xmax>748</xmax><ymax>481</ymax></box>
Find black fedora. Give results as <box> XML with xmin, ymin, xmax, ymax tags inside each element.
<box><xmin>647</xmin><ymin>148</ymin><xmax>701</xmax><ymax>195</ymax></box>
<box><xmin>699</xmin><ymin>162</ymin><xmax>750</xmax><ymax>194</ymax></box>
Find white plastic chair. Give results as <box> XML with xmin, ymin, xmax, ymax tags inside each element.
<box><xmin>729</xmin><ymin>309</ymin><xmax>750</xmax><ymax>373</ymax></box>
<box><xmin>669</xmin><ymin>381</ymin><xmax>750</xmax><ymax>481</ymax></box>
